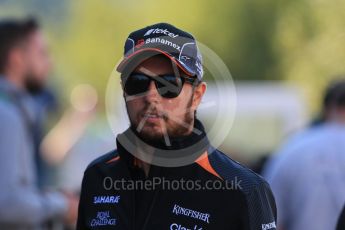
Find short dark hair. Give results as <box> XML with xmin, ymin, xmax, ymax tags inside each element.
<box><xmin>324</xmin><ymin>79</ymin><xmax>345</xmax><ymax>110</ymax></box>
<box><xmin>0</xmin><ymin>18</ymin><xmax>39</xmax><ymax>74</ymax></box>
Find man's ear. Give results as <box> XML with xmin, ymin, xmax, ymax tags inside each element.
<box><xmin>192</xmin><ymin>82</ymin><xmax>207</xmax><ymax>110</ymax></box>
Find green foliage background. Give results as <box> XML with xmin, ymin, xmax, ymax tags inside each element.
<box><xmin>1</xmin><ymin>0</ymin><xmax>345</xmax><ymax>113</ymax></box>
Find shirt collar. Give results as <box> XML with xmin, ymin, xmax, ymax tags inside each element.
<box><xmin>116</xmin><ymin>119</ymin><xmax>210</xmax><ymax>169</ymax></box>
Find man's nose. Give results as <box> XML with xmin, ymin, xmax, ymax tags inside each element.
<box><xmin>145</xmin><ymin>80</ymin><xmax>160</xmax><ymax>102</ymax></box>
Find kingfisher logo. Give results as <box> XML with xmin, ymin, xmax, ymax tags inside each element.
<box><xmin>144</xmin><ymin>28</ymin><xmax>179</xmax><ymax>38</ymax></box>
<box><xmin>172</xmin><ymin>204</ymin><xmax>210</xmax><ymax>224</ymax></box>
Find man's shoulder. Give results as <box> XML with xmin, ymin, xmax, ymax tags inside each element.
<box><xmin>209</xmin><ymin>149</ymin><xmax>277</xmax><ymax>227</ymax></box>
<box><xmin>0</xmin><ymin>98</ymin><xmax>22</xmax><ymax>129</ymax></box>
<box><xmin>209</xmin><ymin>148</ymin><xmax>270</xmax><ymax>193</ymax></box>
<box><xmin>84</xmin><ymin>149</ymin><xmax>120</xmax><ymax>172</ymax></box>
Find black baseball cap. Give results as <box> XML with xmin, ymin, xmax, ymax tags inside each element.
<box><xmin>116</xmin><ymin>23</ymin><xmax>203</xmax><ymax>80</ymax></box>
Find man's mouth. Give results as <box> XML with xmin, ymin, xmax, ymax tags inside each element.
<box><xmin>143</xmin><ymin>113</ymin><xmax>161</xmax><ymax>120</ymax></box>
<box><xmin>144</xmin><ymin>113</ymin><xmax>160</xmax><ymax>118</ymax></box>
<box><xmin>141</xmin><ymin>111</ymin><xmax>167</xmax><ymax>123</ymax></box>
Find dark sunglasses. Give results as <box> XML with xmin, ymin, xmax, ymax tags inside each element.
<box><xmin>121</xmin><ymin>72</ymin><xmax>199</xmax><ymax>98</ymax></box>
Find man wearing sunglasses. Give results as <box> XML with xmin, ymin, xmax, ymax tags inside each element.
<box><xmin>77</xmin><ymin>23</ymin><xmax>277</xmax><ymax>230</ymax></box>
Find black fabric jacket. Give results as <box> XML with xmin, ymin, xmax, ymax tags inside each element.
<box><xmin>337</xmin><ymin>205</ymin><xmax>345</xmax><ymax>230</ymax></box>
<box><xmin>77</xmin><ymin>120</ymin><xmax>277</xmax><ymax>230</ymax></box>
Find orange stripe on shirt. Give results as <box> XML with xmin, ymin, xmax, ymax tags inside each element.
<box><xmin>106</xmin><ymin>156</ymin><xmax>120</xmax><ymax>164</ymax></box>
<box><xmin>195</xmin><ymin>152</ymin><xmax>223</xmax><ymax>180</ymax></box>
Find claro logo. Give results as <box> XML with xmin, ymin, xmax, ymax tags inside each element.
<box><xmin>144</xmin><ymin>28</ymin><xmax>179</xmax><ymax>38</ymax></box>
<box><xmin>170</xmin><ymin>223</ymin><xmax>202</xmax><ymax>230</ymax></box>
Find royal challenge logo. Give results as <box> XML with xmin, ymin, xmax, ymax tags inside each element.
<box><xmin>90</xmin><ymin>211</ymin><xmax>116</xmax><ymax>227</ymax></box>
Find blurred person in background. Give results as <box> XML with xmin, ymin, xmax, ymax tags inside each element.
<box><xmin>263</xmin><ymin>79</ymin><xmax>345</xmax><ymax>230</ymax></box>
<box><xmin>0</xmin><ymin>18</ymin><xmax>78</xmax><ymax>229</ymax></box>
<box><xmin>253</xmin><ymin>79</ymin><xmax>342</xmax><ymax>175</ymax></box>
<box><xmin>31</xmin><ymin>84</ymin><xmax>60</xmax><ymax>189</ymax></box>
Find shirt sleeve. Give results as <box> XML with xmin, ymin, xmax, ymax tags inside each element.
<box><xmin>242</xmin><ymin>181</ymin><xmax>277</xmax><ymax>230</ymax></box>
<box><xmin>0</xmin><ymin>108</ymin><xmax>67</xmax><ymax>225</ymax></box>
<box><xmin>263</xmin><ymin>150</ymin><xmax>294</xmax><ymax>229</ymax></box>
<box><xmin>337</xmin><ymin>205</ymin><xmax>345</xmax><ymax>230</ymax></box>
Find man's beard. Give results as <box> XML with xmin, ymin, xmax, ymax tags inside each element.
<box><xmin>24</xmin><ymin>74</ymin><xmax>45</xmax><ymax>95</ymax></box>
<box><xmin>127</xmin><ymin>96</ymin><xmax>194</xmax><ymax>143</ymax></box>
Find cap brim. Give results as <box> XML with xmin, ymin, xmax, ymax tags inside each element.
<box><xmin>116</xmin><ymin>48</ymin><xmax>194</xmax><ymax>77</ymax></box>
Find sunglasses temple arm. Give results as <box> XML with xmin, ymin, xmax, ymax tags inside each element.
<box><xmin>171</xmin><ymin>60</ymin><xmax>181</xmax><ymax>79</ymax></box>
